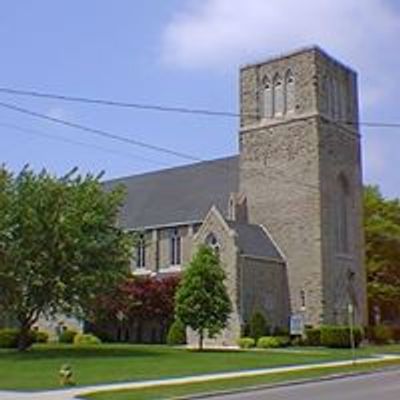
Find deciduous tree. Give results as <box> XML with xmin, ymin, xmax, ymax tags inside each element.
<box><xmin>0</xmin><ymin>166</ymin><xmax>134</xmax><ymax>350</ymax></box>
<box><xmin>175</xmin><ymin>245</ymin><xmax>232</xmax><ymax>350</ymax></box>
<box><xmin>364</xmin><ymin>185</ymin><xmax>400</xmax><ymax>324</ymax></box>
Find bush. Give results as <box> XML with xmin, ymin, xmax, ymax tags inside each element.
<box><xmin>237</xmin><ymin>337</ymin><xmax>256</xmax><ymax>349</ymax></box>
<box><xmin>257</xmin><ymin>336</ymin><xmax>281</xmax><ymax>349</ymax></box>
<box><xmin>0</xmin><ymin>328</ymin><xmax>19</xmax><ymax>348</ymax></box>
<box><xmin>167</xmin><ymin>320</ymin><xmax>187</xmax><ymax>345</ymax></box>
<box><xmin>291</xmin><ymin>336</ymin><xmax>306</xmax><ymax>346</ymax></box>
<box><xmin>276</xmin><ymin>336</ymin><xmax>291</xmax><ymax>347</ymax></box>
<box><xmin>73</xmin><ymin>333</ymin><xmax>102</xmax><ymax>346</ymax></box>
<box><xmin>34</xmin><ymin>331</ymin><xmax>49</xmax><ymax>344</ymax></box>
<box><xmin>249</xmin><ymin>311</ymin><xmax>269</xmax><ymax>341</ymax></box>
<box><xmin>305</xmin><ymin>328</ymin><xmax>321</xmax><ymax>346</ymax></box>
<box><xmin>392</xmin><ymin>326</ymin><xmax>400</xmax><ymax>342</ymax></box>
<box><xmin>0</xmin><ymin>328</ymin><xmax>37</xmax><ymax>348</ymax></box>
<box><xmin>370</xmin><ymin>325</ymin><xmax>393</xmax><ymax>344</ymax></box>
<box><xmin>320</xmin><ymin>325</ymin><xmax>363</xmax><ymax>348</ymax></box>
<box><xmin>59</xmin><ymin>330</ymin><xmax>78</xmax><ymax>344</ymax></box>
<box><xmin>273</xmin><ymin>326</ymin><xmax>289</xmax><ymax>336</ymax></box>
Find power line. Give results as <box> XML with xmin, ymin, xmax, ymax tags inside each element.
<box><xmin>0</xmin><ymin>100</ymin><xmax>319</xmax><ymax>192</ymax></box>
<box><xmin>0</xmin><ymin>86</ymin><xmax>400</xmax><ymax>128</ymax></box>
<box><xmin>0</xmin><ymin>87</ymin><xmax>245</xmax><ymax>118</ymax></box>
<box><xmin>0</xmin><ymin>122</ymin><xmax>167</xmax><ymax>167</ymax></box>
<box><xmin>0</xmin><ymin>101</ymin><xmax>201</xmax><ymax>163</ymax></box>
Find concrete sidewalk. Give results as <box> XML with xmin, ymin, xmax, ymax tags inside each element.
<box><xmin>0</xmin><ymin>354</ymin><xmax>399</xmax><ymax>400</ymax></box>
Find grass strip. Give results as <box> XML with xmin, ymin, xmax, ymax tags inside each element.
<box><xmin>84</xmin><ymin>359</ymin><xmax>400</xmax><ymax>400</ymax></box>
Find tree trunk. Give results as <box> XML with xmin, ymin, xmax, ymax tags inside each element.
<box><xmin>198</xmin><ymin>329</ymin><xmax>204</xmax><ymax>351</ymax></box>
<box><xmin>17</xmin><ymin>323</ymin><xmax>32</xmax><ymax>352</ymax></box>
<box><xmin>17</xmin><ymin>315</ymin><xmax>37</xmax><ymax>352</ymax></box>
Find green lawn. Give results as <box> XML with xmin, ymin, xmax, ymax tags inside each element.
<box><xmin>85</xmin><ymin>359</ymin><xmax>400</xmax><ymax>400</ymax></box>
<box><xmin>0</xmin><ymin>344</ymin><xmax>399</xmax><ymax>391</ymax></box>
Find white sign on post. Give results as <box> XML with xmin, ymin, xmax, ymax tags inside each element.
<box><xmin>290</xmin><ymin>314</ymin><xmax>305</xmax><ymax>336</ymax></box>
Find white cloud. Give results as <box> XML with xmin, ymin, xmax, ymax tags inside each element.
<box><xmin>161</xmin><ymin>0</ymin><xmax>400</xmax><ymax>108</ymax></box>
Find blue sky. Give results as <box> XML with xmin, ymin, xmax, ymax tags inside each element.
<box><xmin>1</xmin><ymin>0</ymin><xmax>399</xmax><ymax>198</ymax></box>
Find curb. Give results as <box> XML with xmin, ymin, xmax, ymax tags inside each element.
<box><xmin>174</xmin><ymin>365</ymin><xmax>400</xmax><ymax>399</ymax></box>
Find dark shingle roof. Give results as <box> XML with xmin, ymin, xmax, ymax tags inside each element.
<box><xmin>227</xmin><ymin>221</ymin><xmax>284</xmax><ymax>261</ymax></box>
<box><xmin>104</xmin><ymin>156</ymin><xmax>239</xmax><ymax>229</ymax></box>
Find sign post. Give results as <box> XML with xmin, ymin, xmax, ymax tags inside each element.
<box><xmin>290</xmin><ymin>314</ymin><xmax>305</xmax><ymax>337</ymax></box>
<box><xmin>348</xmin><ymin>303</ymin><xmax>356</xmax><ymax>365</ymax></box>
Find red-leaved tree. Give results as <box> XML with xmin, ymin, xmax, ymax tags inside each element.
<box><xmin>91</xmin><ymin>276</ymin><xmax>180</xmax><ymax>327</ymax></box>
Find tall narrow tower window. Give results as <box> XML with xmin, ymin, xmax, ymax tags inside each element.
<box><xmin>331</xmin><ymin>77</ymin><xmax>339</xmax><ymax>120</ymax></box>
<box><xmin>262</xmin><ymin>75</ymin><xmax>273</xmax><ymax>118</ymax></box>
<box><xmin>336</xmin><ymin>174</ymin><xmax>350</xmax><ymax>253</ymax></box>
<box><xmin>285</xmin><ymin>70</ymin><xmax>295</xmax><ymax>113</ymax></box>
<box><xmin>322</xmin><ymin>75</ymin><xmax>330</xmax><ymax>114</ymax></box>
<box><xmin>273</xmin><ymin>74</ymin><xmax>284</xmax><ymax>116</ymax></box>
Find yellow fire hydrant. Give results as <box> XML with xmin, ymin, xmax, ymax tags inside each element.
<box><xmin>59</xmin><ymin>364</ymin><xmax>74</xmax><ymax>386</ymax></box>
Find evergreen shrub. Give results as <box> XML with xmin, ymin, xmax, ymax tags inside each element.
<box><xmin>73</xmin><ymin>333</ymin><xmax>102</xmax><ymax>346</ymax></box>
<box><xmin>59</xmin><ymin>330</ymin><xmax>78</xmax><ymax>344</ymax></box>
<box><xmin>257</xmin><ymin>336</ymin><xmax>281</xmax><ymax>349</ymax></box>
<box><xmin>167</xmin><ymin>320</ymin><xmax>187</xmax><ymax>345</ymax></box>
<box><xmin>237</xmin><ymin>337</ymin><xmax>256</xmax><ymax>349</ymax></box>
<box><xmin>305</xmin><ymin>328</ymin><xmax>321</xmax><ymax>346</ymax></box>
<box><xmin>320</xmin><ymin>325</ymin><xmax>363</xmax><ymax>348</ymax></box>
<box><xmin>249</xmin><ymin>311</ymin><xmax>268</xmax><ymax>341</ymax></box>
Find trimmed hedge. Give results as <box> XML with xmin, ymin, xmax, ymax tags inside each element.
<box><xmin>320</xmin><ymin>325</ymin><xmax>363</xmax><ymax>348</ymax></box>
<box><xmin>305</xmin><ymin>328</ymin><xmax>321</xmax><ymax>346</ymax></box>
<box><xmin>73</xmin><ymin>333</ymin><xmax>102</xmax><ymax>346</ymax></box>
<box><xmin>257</xmin><ymin>336</ymin><xmax>290</xmax><ymax>348</ymax></box>
<box><xmin>237</xmin><ymin>337</ymin><xmax>256</xmax><ymax>349</ymax></box>
<box><xmin>59</xmin><ymin>329</ymin><xmax>78</xmax><ymax>344</ymax></box>
<box><xmin>167</xmin><ymin>320</ymin><xmax>187</xmax><ymax>345</ymax></box>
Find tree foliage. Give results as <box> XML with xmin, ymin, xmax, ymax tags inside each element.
<box><xmin>175</xmin><ymin>245</ymin><xmax>232</xmax><ymax>350</ymax></box>
<box><xmin>91</xmin><ymin>276</ymin><xmax>180</xmax><ymax>324</ymax></box>
<box><xmin>0</xmin><ymin>166</ymin><xmax>134</xmax><ymax>350</ymax></box>
<box><xmin>364</xmin><ymin>185</ymin><xmax>400</xmax><ymax>324</ymax></box>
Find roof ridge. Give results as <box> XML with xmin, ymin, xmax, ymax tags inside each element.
<box><xmin>103</xmin><ymin>154</ymin><xmax>238</xmax><ymax>184</ymax></box>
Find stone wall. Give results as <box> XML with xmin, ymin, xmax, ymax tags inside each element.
<box><xmin>240</xmin><ymin>256</ymin><xmax>290</xmax><ymax>330</ymax></box>
<box><xmin>189</xmin><ymin>208</ymin><xmax>242</xmax><ymax>346</ymax></box>
<box><xmin>239</xmin><ymin>47</ymin><xmax>367</xmax><ymax>327</ymax></box>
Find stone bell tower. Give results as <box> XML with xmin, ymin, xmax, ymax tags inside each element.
<box><xmin>238</xmin><ymin>47</ymin><xmax>367</xmax><ymax>326</ymax></box>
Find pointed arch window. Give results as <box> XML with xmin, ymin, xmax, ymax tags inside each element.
<box><xmin>336</xmin><ymin>174</ymin><xmax>350</xmax><ymax>253</ymax></box>
<box><xmin>273</xmin><ymin>74</ymin><xmax>284</xmax><ymax>116</ymax></box>
<box><xmin>170</xmin><ymin>228</ymin><xmax>181</xmax><ymax>266</ymax></box>
<box><xmin>285</xmin><ymin>70</ymin><xmax>295</xmax><ymax>113</ymax></box>
<box><xmin>262</xmin><ymin>75</ymin><xmax>273</xmax><ymax>118</ymax></box>
<box><xmin>206</xmin><ymin>232</ymin><xmax>220</xmax><ymax>259</ymax></box>
<box><xmin>136</xmin><ymin>234</ymin><xmax>146</xmax><ymax>268</ymax></box>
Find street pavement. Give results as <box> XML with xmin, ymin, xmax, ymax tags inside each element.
<box><xmin>206</xmin><ymin>369</ymin><xmax>400</xmax><ymax>400</ymax></box>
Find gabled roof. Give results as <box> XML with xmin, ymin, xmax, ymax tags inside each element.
<box><xmin>227</xmin><ymin>221</ymin><xmax>284</xmax><ymax>262</ymax></box>
<box><xmin>103</xmin><ymin>156</ymin><xmax>239</xmax><ymax>229</ymax></box>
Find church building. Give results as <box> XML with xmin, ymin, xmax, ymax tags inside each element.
<box><xmin>103</xmin><ymin>46</ymin><xmax>368</xmax><ymax>346</ymax></box>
